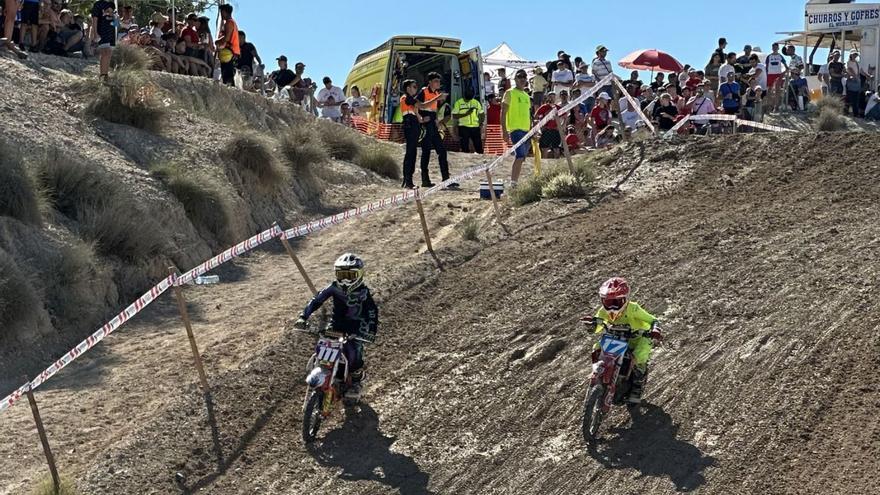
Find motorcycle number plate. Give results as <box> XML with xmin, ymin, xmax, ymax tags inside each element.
<box><xmin>600</xmin><ymin>335</ymin><xmax>628</xmax><ymax>356</ymax></box>
<box><xmin>316</xmin><ymin>339</ymin><xmax>343</xmax><ymax>363</ymax></box>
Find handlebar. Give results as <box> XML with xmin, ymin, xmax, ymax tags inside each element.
<box><xmin>292</xmin><ymin>322</ymin><xmax>375</xmax><ymax>344</ymax></box>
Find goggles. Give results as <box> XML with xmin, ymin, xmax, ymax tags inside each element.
<box><xmin>602</xmin><ymin>297</ymin><xmax>627</xmax><ymax>311</ymax></box>
<box><xmin>335</xmin><ymin>269</ymin><xmax>362</xmax><ymax>284</ymax></box>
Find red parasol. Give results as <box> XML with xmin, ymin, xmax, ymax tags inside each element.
<box><xmin>618</xmin><ymin>49</ymin><xmax>684</xmax><ymax>73</ymax></box>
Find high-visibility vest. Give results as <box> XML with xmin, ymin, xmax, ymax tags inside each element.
<box><xmin>400</xmin><ymin>95</ymin><xmax>417</xmax><ymax>116</ymax></box>
<box><xmin>420</xmin><ymin>87</ymin><xmax>440</xmax><ymax>112</ymax></box>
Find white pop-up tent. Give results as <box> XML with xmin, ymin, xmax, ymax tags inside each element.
<box><xmin>482</xmin><ymin>42</ymin><xmax>542</xmax><ymax>81</ymax></box>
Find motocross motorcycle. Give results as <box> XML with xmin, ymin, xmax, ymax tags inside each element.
<box><xmin>297</xmin><ymin>323</ymin><xmax>371</xmax><ymax>443</ymax></box>
<box><xmin>581</xmin><ymin>316</ymin><xmax>646</xmax><ymax>443</ymax></box>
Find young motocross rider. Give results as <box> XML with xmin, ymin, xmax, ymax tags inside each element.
<box><xmin>592</xmin><ymin>277</ymin><xmax>663</xmax><ymax>404</ymax></box>
<box><xmin>294</xmin><ymin>253</ymin><xmax>378</xmax><ymax>399</ymax></box>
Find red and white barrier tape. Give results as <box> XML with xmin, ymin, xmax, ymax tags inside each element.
<box><xmin>734</xmin><ymin>119</ymin><xmax>795</xmax><ymax>132</ymax></box>
<box><xmin>0</xmin><ymin>274</ymin><xmax>175</xmax><ymax>413</ymax></box>
<box><xmin>282</xmin><ymin>189</ymin><xmax>419</xmax><ymax>239</ymax></box>
<box><xmin>176</xmin><ymin>225</ymin><xmax>284</xmax><ymax>286</ymax></box>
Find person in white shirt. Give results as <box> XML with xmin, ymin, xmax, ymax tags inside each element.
<box><xmin>718</xmin><ymin>52</ymin><xmax>737</xmax><ymax>91</ymax></box>
<box><xmin>345</xmin><ymin>85</ymin><xmax>371</xmax><ymax>117</ymax></box>
<box><xmin>620</xmin><ymin>99</ymin><xmax>641</xmax><ymax>129</ymax></box>
<box><xmin>551</xmin><ymin>60</ymin><xmax>575</xmax><ymax>95</ymax></box>
<box><xmin>817</xmin><ymin>58</ymin><xmax>830</xmax><ymax>96</ymax></box>
<box><xmin>317</xmin><ymin>76</ymin><xmax>345</xmax><ymax>122</ymax></box>
<box><xmin>483</xmin><ymin>72</ymin><xmax>496</xmax><ymax>98</ymax></box>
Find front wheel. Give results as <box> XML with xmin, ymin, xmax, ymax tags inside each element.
<box><xmin>302</xmin><ymin>390</ymin><xmax>324</xmax><ymax>443</ymax></box>
<box><xmin>582</xmin><ymin>384</ymin><xmax>606</xmax><ymax>444</ymax></box>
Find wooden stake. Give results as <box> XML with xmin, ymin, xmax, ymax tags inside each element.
<box><xmin>24</xmin><ymin>377</ymin><xmax>60</xmax><ymax>493</ymax></box>
<box><xmin>279</xmin><ymin>235</ymin><xmax>319</xmax><ymax>296</ymax></box>
<box><xmin>613</xmin><ymin>77</ymin><xmax>656</xmax><ymax>135</ymax></box>
<box><xmin>484</xmin><ymin>169</ymin><xmax>508</xmax><ymax>234</ymax></box>
<box><xmin>556</xmin><ymin>112</ymin><xmax>576</xmax><ymax>175</ymax></box>
<box><xmin>415</xmin><ymin>191</ymin><xmax>443</xmax><ymax>270</ymax></box>
<box><xmin>169</xmin><ymin>267</ymin><xmax>210</xmax><ymax>394</ymax></box>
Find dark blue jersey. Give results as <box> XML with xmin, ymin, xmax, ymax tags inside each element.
<box><xmin>300</xmin><ymin>283</ymin><xmax>378</xmax><ymax>339</ymax></box>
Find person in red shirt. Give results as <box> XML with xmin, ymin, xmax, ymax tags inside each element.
<box><xmin>590</xmin><ymin>92</ymin><xmax>612</xmax><ymax>138</ymax></box>
<box><xmin>535</xmin><ymin>92</ymin><xmax>561</xmax><ymax>158</ymax></box>
<box><xmin>180</xmin><ymin>13</ymin><xmax>199</xmax><ymax>56</ymax></box>
<box><xmin>486</xmin><ymin>93</ymin><xmax>502</xmax><ymax>125</ymax></box>
<box><xmin>565</xmin><ymin>125</ymin><xmax>582</xmax><ymax>152</ymax></box>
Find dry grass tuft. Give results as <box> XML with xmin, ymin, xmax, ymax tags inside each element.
<box><xmin>0</xmin><ymin>141</ymin><xmax>43</xmax><ymax>225</ymax></box>
<box><xmin>456</xmin><ymin>215</ymin><xmax>480</xmax><ymax>241</ymax></box>
<box><xmin>0</xmin><ymin>248</ymin><xmax>42</xmax><ymax>333</ymax></box>
<box><xmin>110</xmin><ymin>44</ymin><xmax>155</xmax><ymax>72</ymax></box>
<box><xmin>509</xmin><ymin>156</ymin><xmax>595</xmax><ymax>206</ymax></box>
<box><xmin>30</xmin><ymin>475</ymin><xmax>80</xmax><ymax>495</ymax></box>
<box><xmin>37</xmin><ymin>150</ymin><xmax>165</xmax><ymax>259</ymax></box>
<box><xmin>356</xmin><ymin>146</ymin><xmax>400</xmax><ymax>179</ymax></box>
<box><xmin>315</xmin><ymin>119</ymin><xmax>363</xmax><ymax>160</ymax></box>
<box><xmin>151</xmin><ymin>164</ymin><xmax>234</xmax><ymax>244</ymax></box>
<box><xmin>87</xmin><ymin>69</ymin><xmax>166</xmax><ymax>132</ymax></box>
<box><xmin>224</xmin><ymin>134</ymin><xmax>288</xmax><ymax>189</ymax></box>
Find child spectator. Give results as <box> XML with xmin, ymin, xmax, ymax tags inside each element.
<box><xmin>565</xmin><ymin>125</ymin><xmax>582</xmax><ymax>152</ymax></box>
<box><xmin>743</xmin><ymin>78</ymin><xmax>765</xmax><ymax>122</ymax></box>
<box><xmin>346</xmin><ymin>86</ymin><xmax>371</xmax><ymax>117</ymax></box>
<box><xmin>652</xmin><ymin>93</ymin><xmax>678</xmax><ymax>131</ymax></box>
<box><xmin>535</xmin><ymin>92</ymin><xmax>561</xmax><ymax>158</ymax></box>
<box><xmin>590</xmin><ymin>92</ymin><xmax>613</xmax><ymax>141</ymax></box>
<box><xmin>531</xmin><ymin>66</ymin><xmax>548</xmax><ymax>109</ymax></box>
<box><xmin>89</xmin><ymin>0</ymin><xmax>116</xmax><ymax>80</ymax></box>
<box><xmin>787</xmin><ymin>68</ymin><xmax>809</xmax><ymax>111</ymax></box>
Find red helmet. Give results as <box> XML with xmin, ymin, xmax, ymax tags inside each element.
<box><xmin>599</xmin><ymin>277</ymin><xmax>630</xmax><ymax>319</ymax></box>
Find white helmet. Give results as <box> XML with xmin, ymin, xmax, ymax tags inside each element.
<box><xmin>334</xmin><ymin>253</ymin><xmax>364</xmax><ymax>293</ymax></box>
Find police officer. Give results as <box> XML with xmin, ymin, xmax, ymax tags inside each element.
<box><xmin>418</xmin><ymin>72</ymin><xmax>456</xmax><ymax>189</ymax></box>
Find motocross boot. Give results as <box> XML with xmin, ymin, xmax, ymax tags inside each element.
<box><xmin>345</xmin><ymin>369</ymin><xmax>365</xmax><ymax>400</ymax></box>
<box><xmin>628</xmin><ymin>366</ymin><xmax>647</xmax><ymax>404</ymax></box>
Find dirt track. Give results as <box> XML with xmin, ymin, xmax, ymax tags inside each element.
<box><xmin>16</xmin><ymin>133</ymin><xmax>868</xmax><ymax>494</ymax></box>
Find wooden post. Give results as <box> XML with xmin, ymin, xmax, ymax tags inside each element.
<box><xmin>169</xmin><ymin>267</ymin><xmax>210</xmax><ymax>394</ymax></box>
<box><xmin>24</xmin><ymin>377</ymin><xmax>60</xmax><ymax>493</ymax></box>
<box><xmin>484</xmin><ymin>169</ymin><xmax>507</xmax><ymax>232</ymax></box>
<box><xmin>279</xmin><ymin>235</ymin><xmax>319</xmax><ymax>297</ymax></box>
<box><xmin>613</xmin><ymin>76</ymin><xmax>656</xmax><ymax>135</ymax></box>
<box><xmin>415</xmin><ymin>190</ymin><xmax>443</xmax><ymax>270</ymax></box>
<box><xmin>556</xmin><ymin>113</ymin><xmax>576</xmax><ymax>175</ymax></box>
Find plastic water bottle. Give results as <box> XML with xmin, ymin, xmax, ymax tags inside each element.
<box><xmin>194</xmin><ymin>275</ymin><xmax>220</xmax><ymax>285</ymax></box>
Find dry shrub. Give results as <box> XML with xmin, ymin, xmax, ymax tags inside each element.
<box><xmin>110</xmin><ymin>44</ymin><xmax>154</xmax><ymax>72</ymax></box>
<box><xmin>509</xmin><ymin>157</ymin><xmax>594</xmax><ymax>206</ymax></box>
<box><xmin>542</xmin><ymin>173</ymin><xmax>586</xmax><ymax>199</ymax></box>
<box><xmin>152</xmin><ymin>164</ymin><xmax>234</xmax><ymax>244</ymax></box>
<box><xmin>315</xmin><ymin>119</ymin><xmax>363</xmax><ymax>160</ymax></box>
<box><xmin>87</xmin><ymin>69</ymin><xmax>166</xmax><ymax>132</ymax></box>
<box><xmin>281</xmin><ymin>125</ymin><xmax>328</xmax><ymax>169</ymax></box>
<box><xmin>281</xmin><ymin>127</ymin><xmax>325</xmax><ymax>207</ymax></box>
<box><xmin>224</xmin><ymin>134</ymin><xmax>287</xmax><ymax>189</ymax></box>
<box><xmin>0</xmin><ymin>248</ymin><xmax>42</xmax><ymax>334</ymax></box>
<box><xmin>30</xmin><ymin>475</ymin><xmax>80</xmax><ymax>495</ymax></box>
<box><xmin>37</xmin><ymin>150</ymin><xmax>165</xmax><ymax>259</ymax></box>
<box><xmin>0</xmin><ymin>141</ymin><xmax>43</xmax><ymax>225</ymax></box>
<box><xmin>356</xmin><ymin>146</ymin><xmax>400</xmax><ymax>179</ymax></box>
<box><xmin>456</xmin><ymin>215</ymin><xmax>480</xmax><ymax>241</ymax></box>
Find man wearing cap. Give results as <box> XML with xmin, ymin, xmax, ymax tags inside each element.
<box><xmin>551</xmin><ymin>59</ymin><xmax>574</xmax><ymax>95</ymax></box>
<box><xmin>289</xmin><ymin>62</ymin><xmax>309</xmax><ymax>104</ymax></box>
<box><xmin>269</xmin><ymin>56</ymin><xmax>296</xmax><ymax>93</ymax></box>
<box><xmin>737</xmin><ymin>45</ymin><xmax>753</xmax><ymax>65</ymax></box>
<box><xmin>592</xmin><ymin>45</ymin><xmax>614</xmax><ymax>96</ymax></box>
<box><xmin>501</xmin><ymin>69</ymin><xmax>532</xmax><ymax>187</ymax></box>
<box><xmin>318</xmin><ymin>76</ymin><xmax>345</xmax><ymax>122</ymax></box>
<box><xmin>827</xmin><ymin>50</ymin><xmax>845</xmax><ymax>96</ymax></box>
<box><xmin>787</xmin><ymin>67</ymin><xmax>809</xmax><ymax>111</ymax></box>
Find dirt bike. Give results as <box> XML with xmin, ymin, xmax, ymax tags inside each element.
<box><xmin>296</xmin><ymin>323</ymin><xmax>371</xmax><ymax>443</ymax></box>
<box><xmin>581</xmin><ymin>316</ymin><xmax>646</xmax><ymax>443</ymax></box>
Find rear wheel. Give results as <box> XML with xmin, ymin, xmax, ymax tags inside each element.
<box><xmin>302</xmin><ymin>390</ymin><xmax>324</xmax><ymax>443</ymax></box>
<box><xmin>582</xmin><ymin>384</ymin><xmax>606</xmax><ymax>444</ymax></box>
